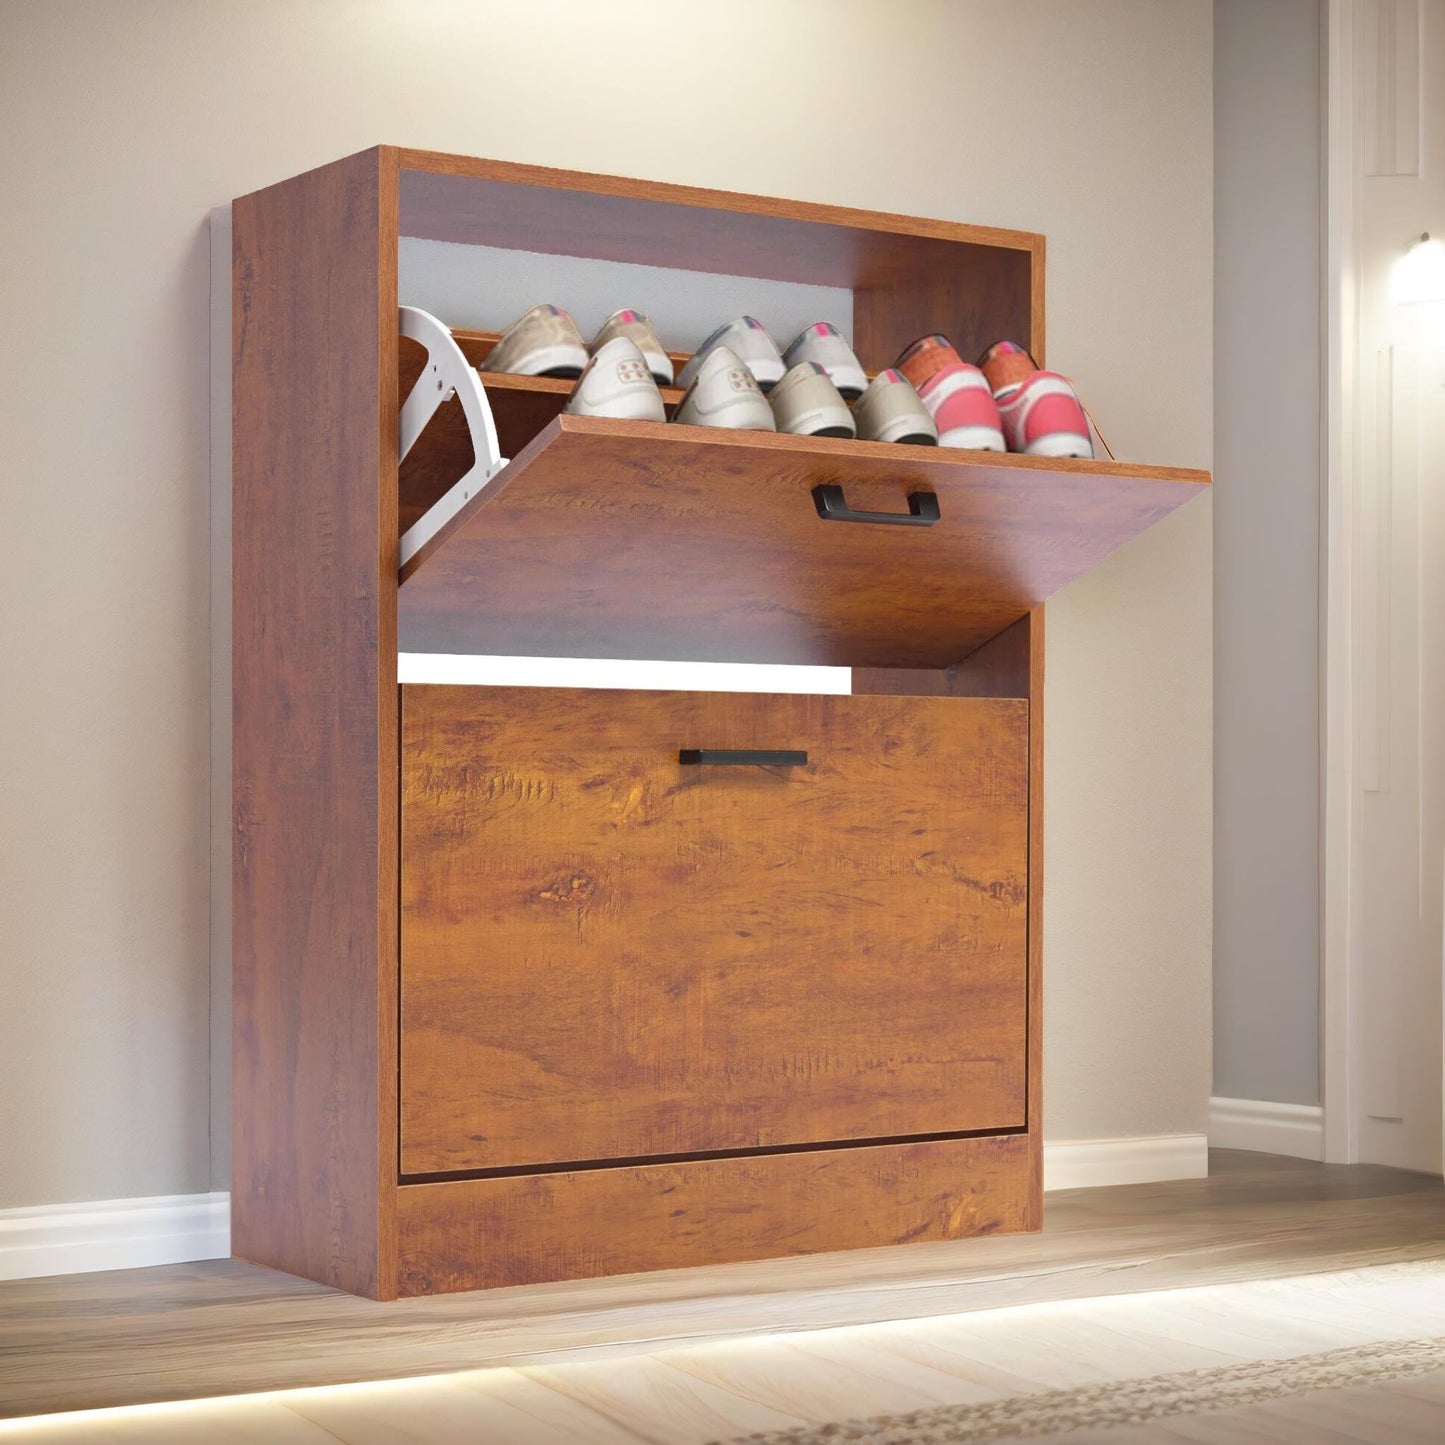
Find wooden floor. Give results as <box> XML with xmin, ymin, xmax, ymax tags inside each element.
<box><xmin>2</xmin><ymin>1151</ymin><xmax>1442</xmax><ymax>1425</ymax></box>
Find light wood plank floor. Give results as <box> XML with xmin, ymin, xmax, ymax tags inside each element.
<box><xmin>2</xmin><ymin>1151</ymin><xmax>1441</xmax><ymax>1426</ymax></box>
<box><xmin>8</xmin><ymin>1254</ymin><xmax>1445</xmax><ymax>1440</ymax></box>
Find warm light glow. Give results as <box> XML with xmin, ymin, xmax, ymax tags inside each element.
<box><xmin>0</xmin><ymin>1372</ymin><xmax>458</xmax><ymax>1436</ymax></box>
<box><xmin>1394</xmin><ymin>232</ymin><xmax>1445</xmax><ymax>305</ymax></box>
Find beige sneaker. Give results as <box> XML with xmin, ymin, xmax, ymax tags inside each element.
<box><xmin>590</xmin><ymin>309</ymin><xmax>673</xmax><ymax>385</ymax></box>
<box><xmin>781</xmin><ymin>323</ymin><xmax>867</xmax><ymax>400</ymax></box>
<box><xmin>769</xmin><ymin>362</ymin><xmax>855</xmax><ymax>438</ymax></box>
<box><xmin>673</xmin><ymin>345</ymin><xmax>776</xmax><ymax>431</ymax></box>
<box><xmin>480</xmin><ymin>303</ymin><xmax>588</xmax><ymax>377</ymax></box>
<box><xmin>853</xmin><ymin>369</ymin><xmax>938</xmax><ymax>445</ymax></box>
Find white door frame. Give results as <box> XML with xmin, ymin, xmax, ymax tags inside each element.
<box><xmin>1320</xmin><ymin>0</ymin><xmax>1443</xmax><ymax>1171</ymax></box>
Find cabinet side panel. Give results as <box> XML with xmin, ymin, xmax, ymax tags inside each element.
<box><xmin>1022</xmin><ymin>609</ymin><xmax>1043</xmax><ymax>1226</ymax></box>
<box><xmin>232</xmin><ymin>149</ymin><xmax>399</xmax><ymax>1298</ymax></box>
<box><xmin>853</xmin><ymin>607</ymin><xmax>1043</xmax><ymax>1225</ymax></box>
<box><xmin>852</xmin><ymin>242</ymin><xmax>1038</xmax><ymax>374</ymax></box>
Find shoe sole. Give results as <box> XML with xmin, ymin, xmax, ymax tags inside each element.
<box><xmin>482</xmin><ymin>339</ymin><xmax>588</xmax><ymax>378</ymax></box>
<box><xmin>781</xmin><ymin>422</ymin><xmax>855</xmax><ymax>439</ymax></box>
<box><xmin>1023</xmin><ymin>433</ymin><xmax>1094</xmax><ymax>459</ymax></box>
<box><xmin>675</xmin><ymin>400</ymin><xmax>777</xmax><ymax>430</ymax></box>
<box><xmin>937</xmin><ymin>424</ymin><xmax>1006</xmax><ymax>450</ymax></box>
<box><xmin>860</xmin><ymin>416</ymin><xmax>939</xmax><ymax>445</ymax></box>
<box><xmin>775</xmin><ymin>406</ymin><xmax>855</xmax><ymax>438</ymax></box>
<box><xmin>784</xmin><ymin>359</ymin><xmax>867</xmax><ymax>401</ymax></box>
<box><xmin>827</xmin><ymin>366</ymin><xmax>867</xmax><ymax>400</ymax></box>
<box><xmin>566</xmin><ymin>394</ymin><xmax>667</xmax><ymax>422</ymax></box>
<box><xmin>641</xmin><ymin>352</ymin><xmax>674</xmax><ymax>386</ymax></box>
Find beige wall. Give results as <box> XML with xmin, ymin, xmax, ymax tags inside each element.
<box><xmin>0</xmin><ymin>0</ymin><xmax>1212</xmax><ymax>1208</ymax></box>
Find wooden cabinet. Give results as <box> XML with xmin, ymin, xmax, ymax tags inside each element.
<box><xmin>232</xmin><ymin>146</ymin><xmax>1208</xmax><ymax>1298</ymax></box>
<box><xmin>400</xmin><ymin>686</ymin><xmax>1029</xmax><ymax>1175</ymax></box>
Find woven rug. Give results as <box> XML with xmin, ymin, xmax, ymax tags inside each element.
<box><xmin>719</xmin><ymin>1334</ymin><xmax>1445</xmax><ymax>1444</ymax></box>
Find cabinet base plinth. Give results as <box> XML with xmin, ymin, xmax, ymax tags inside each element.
<box><xmin>395</xmin><ymin>1134</ymin><xmax>1036</xmax><ymax>1296</ymax></box>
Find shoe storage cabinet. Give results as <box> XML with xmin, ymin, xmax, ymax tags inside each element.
<box><xmin>232</xmin><ymin>146</ymin><xmax>1209</xmax><ymax>1300</ymax></box>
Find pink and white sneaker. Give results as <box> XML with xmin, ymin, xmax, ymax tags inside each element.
<box><xmin>916</xmin><ymin>362</ymin><xmax>1005</xmax><ymax>451</ymax></box>
<box><xmin>994</xmin><ymin>371</ymin><xmax>1094</xmax><ymax>458</ymax></box>
<box><xmin>896</xmin><ymin>333</ymin><xmax>965</xmax><ymax>393</ymax></box>
<box><xmin>977</xmin><ymin>339</ymin><xmax>1037</xmax><ymax>401</ymax></box>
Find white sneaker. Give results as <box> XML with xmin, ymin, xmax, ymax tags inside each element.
<box><xmin>590</xmin><ymin>309</ymin><xmax>673</xmax><ymax>385</ymax></box>
<box><xmin>677</xmin><ymin>317</ymin><xmax>786</xmax><ymax>393</ymax></box>
<box><xmin>673</xmin><ymin>345</ymin><xmax>776</xmax><ymax>431</ymax></box>
<box><xmin>769</xmin><ymin>362</ymin><xmax>855</xmax><ymax>438</ymax></box>
<box><xmin>481</xmin><ymin>303</ymin><xmax>588</xmax><ymax>377</ymax></box>
<box><xmin>564</xmin><ymin>337</ymin><xmax>666</xmax><ymax>421</ymax></box>
<box><xmin>782</xmin><ymin>323</ymin><xmax>867</xmax><ymax>400</ymax></box>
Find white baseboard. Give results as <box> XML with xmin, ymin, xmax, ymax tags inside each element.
<box><xmin>0</xmin><ymin>1137</ymin><xmax>1212</xmax><ymax>1281</ymax></box>
<box><xmin>0</xmin><ymin>1192</ymin><xmax>230</xmax><ymax>1282</ymax></box>
<box><xmin>1208</xmin><ymin>1096</ymin><xmax>1325</xmax><ymax>1161</ymax></box>
<box><xmin>1043</xmin><ymin>1133</ymin><xmax>1210</xmax><ymax>1192</ymax></box>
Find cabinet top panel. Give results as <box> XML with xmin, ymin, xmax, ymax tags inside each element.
<box><xmin>391</xmin><ymin>147</ymin><xmax>1042</xmax><ymax>289</ymax></box>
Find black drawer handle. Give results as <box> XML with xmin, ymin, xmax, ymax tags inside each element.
<box><xmin>679</xmin><ymin>749</ymin><xmax>808</xmax><ymax>767</ymax></box>
<box><xmin>812</xmin><ymin>484</ymin><xmax>940</xmax><ymax>526</ymax></box>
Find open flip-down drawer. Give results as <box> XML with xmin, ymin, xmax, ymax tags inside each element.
<box><xmin>393</xmin><ymin>310</ymin><xmax>1210</xmax><ymax>671</ymax></box>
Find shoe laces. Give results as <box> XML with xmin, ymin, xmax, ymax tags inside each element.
<box><xmin>1051</xmin><ymin>372</ymin><xmax>1116</xmax><ymax>461</ymax></box>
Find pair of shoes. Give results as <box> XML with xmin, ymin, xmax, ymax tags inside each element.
<box><xmin>980</xmin><ymin>340</ymin><xmax>1094</xmax><ymax>459</ymax></box>
<box><xmin>674</xmin><ymin>318</ymin><xmax>866</xmax><ymax>438</ymax></box>
<box><xmin>676</xmin><ymin>320</ymin><xmax>937</xmax><ymax>443</ymax></box>
<box><xmin>483</xmin><ymin>304</ymin><xmax>673</xmax><ymax>384</ymax></box>
<box><xmin>672</xmin><ymin>349</ymin><xmax>939</xmax><ymax>445</ymax></box>
<box><xmin>564</xmin><ymin>336</ymin><xmax>790</xmax><ymax>432</ymax></box>
<box><xmin>670</xmin><ymin>346</ymin><xmax>843</xmax><ymax>435</ymax></box>
<box><xmin>899</xmin><ymin>334</ymin><xmax>1094</xmax><ymax>458</ymax></box>
<box><xmin>897</xmin><ymin>335</ymin><xmax>1007</xmax><ymax>451</ymax></box>
<box><xmin>769</xmin><ymin>363</ymin><xmax>940</xmax><ymax>443</ymax></box>
<box><xmin>678</xmin><ymin>317</ymin><xmax>868</xmax><ymax>399</ymax></box>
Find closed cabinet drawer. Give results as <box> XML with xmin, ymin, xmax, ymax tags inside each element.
<box><xmin>400</xmin><ymin>685</ymin><xmax>1029</xmax><ymax>1176</ymax></box>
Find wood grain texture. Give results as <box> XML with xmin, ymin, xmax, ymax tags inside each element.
<box><xmin>397</xmin><ymin>1134</ymin><xmax>1032</xmax><ymax>1294</ymax></box>
<box><xmin>397</xmin><ymin>415</ymin><xmax>1208</xmax><ymax>666</ymax></box>
<box><xmin>400</xmin><ymin>688</ymin><xmax>1029</xmax><ymax>1175</ymax></box>
<box><xmin>395</xmin><ymin>152</ymin><xmax>1040</xmax><ymax>371</ymax></box>
<box><xmin>5</xmin><ymin>1154</ymin><xmax>1441</xmax><ymax>1419</ymax></box>
<box><xmin>853</xmin><ymin>612</ymin><xmax>1036</xmax><ymax>700</ymax></box>
<box><xmin>852</xmin><ymin>248</ymin><xmax>1035</xmax><ymax>382</ymax></box>
<box><xmin>22</xmin><ymin>1266</ymin><xmax>1445</xmax><ymax>1443</ymax></box>
<box><xmin>853</xmin><ymin>610</ymin><xmax>1044</xmax><ymax>1225</ymax></box>
<box><xmin>231</xmin><ymin>146</ymin><xmax>400</xmax><ymax>1299</ymax></box>
<box><xmin>1021</xmin><ymin>611</ymin><xmax>1045</xmax><ymax>1227</ymax></box>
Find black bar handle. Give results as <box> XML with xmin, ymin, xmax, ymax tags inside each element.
<box><xmin>812</xmin><ymin>484</ymin><xmax>940</xmax><ymax>526</ymax></box>
<box><xmin>679</xmin><ymin>749</ymin><xmax>808</xmax><ymax>767</ymax></box>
